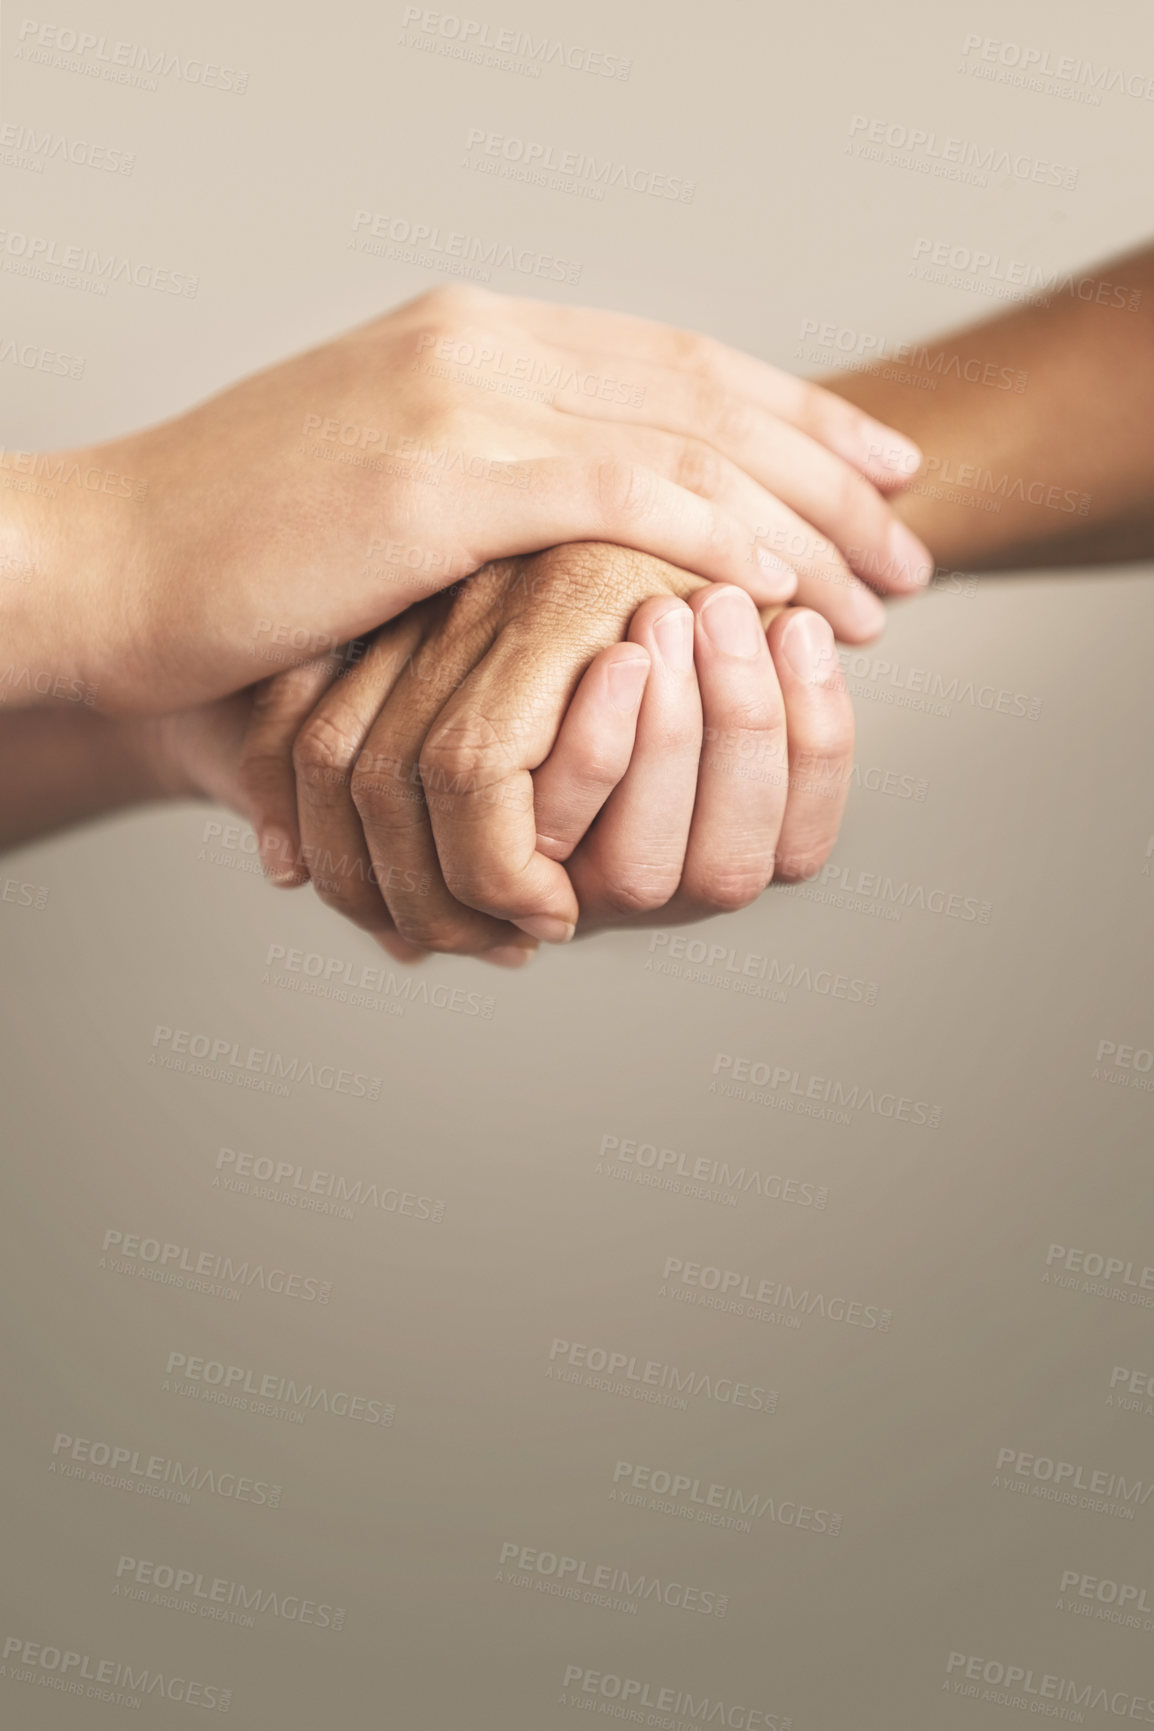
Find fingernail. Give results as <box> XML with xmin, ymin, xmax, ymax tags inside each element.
<box><xmin>606</xmin><ymin>654</ymin><xmax>650</xmax><ymax>714</ymax></box>
<box><xmin>514</xmin><ymin>914</ymin><xmax>575</xmax><ymax>944</ymax></box>
<box><xmin>652</xmin><ymin>606</ymin><xmax>694</xmax><ymax>671</ymax></box>
<box><xmin>846</xmin><ymin>584</ymin><xmax>887</xmax><ymax>639</ymax></box>
<box><xmin>259</xmin><ymin>827</ymin><xmax>304</xmax><ymax>886</ymax></box>
<box><xmin>887</xmin><ymin>521</ymin><xmax>935</xmax><ymax>589</ymax></box>
<box><xmin>755</xmin><ymin>545</ymin><xmax>799</xmax><ymax>600</ymax></box>
<box><xmin>780</xmin><ymin>610</ymin><xmax>837</xmax><ymax>682</ymax></box>
<box><xmin>866</xmin><ymin>423</ymin><xmax>922</xmax><ymax>477</ymax></box>
<box><xmin>484</xmin><ymin>944</ymin><xmax>536</xmax><ymax>968</ymax></box>
<box><xmin>699</xmin><ymin>587</ymin><xmax>764</xmax><ymax>658</ymax></box>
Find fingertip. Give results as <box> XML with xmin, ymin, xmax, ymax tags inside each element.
<box><xmin>859</xmin><ymin>420</ymin><xmax>923</xmax><ymax>485</ymax></box>
<box><xmin>754</xmin><ymin>545</ymin><xmax>799</xmax><ymax>603</ymax></box>
<box><xmin>601</xmin><ymin>646</ymin><xmax>651</xmax><ymax>715</ymax></box>
<box><xmin>258</xmin><ymin>826</ymin><xmax>308</xmax><ymax>887</ymax></box>
<box><xmin>772</xmin><ymin>608</ymin><xmax>839</xmax><ymax>685</ymax></box>
<box><xmin>373</xmin><ymin>931</ymin><xmax>428</xmax><ymax>965</ymax></box>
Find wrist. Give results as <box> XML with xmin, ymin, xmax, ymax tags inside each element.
<box><xmin>0</xmin><ymin>439</ymin><xmax>153</xmax><ymax>713</ymax></box>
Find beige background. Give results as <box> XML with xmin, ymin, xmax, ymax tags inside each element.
<box><xmin>3</xmin><ymin>0</ymin><xmax>1154</xmax><ymax>1725</ymax></box>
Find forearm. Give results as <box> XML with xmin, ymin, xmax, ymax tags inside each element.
<box><xmin>0</xmin><ymin>707</ymin><xmax>165</xmax><ymax>852</ymax></box>
<box><xmin>822</xmin><ymin>243</ymin><xmax>1154</xmax><ymax>571</ymax></box>
<box><xmin>0</xmin><ymin>698</ymin><xmax>249</xmax><ymax>854</ymax></box>
<box><xmin>0</xmin><ymin>453</ymin><xmax>147</xmax><ymax>709</ymax></box>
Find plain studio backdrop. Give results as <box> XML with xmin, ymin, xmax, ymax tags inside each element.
<box><xmin>2</xmin><ymin>0</ymin><xmax>1153</xmax><ymax>1725</ymax></box>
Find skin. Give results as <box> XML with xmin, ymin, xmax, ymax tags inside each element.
<box><xmin>0</xmin><ymin>286</ymin><xmax>929</xmax><ymax>717</ymax></box>
<box><xmin>825</xmin><ymin>243</ymin><xmax>1154</xmax><ymax>569</ymax></box>
<box><xmin>6</xmin><ymin>246</ymin><xmax>1150</xmax><ymax>965</ymax></box>
<box><xmin>236</xmin><ymin>543</ymin><xmax>854</xmax><ymax>960</ymax></box>
<box><xmin>0</xmin><ymin>545</ymin><xmax>855</xmax><ymax>973</ymax></box>
<box><xmin>238</xmin><ymin>244</ymin><xmax>1154</xmax><ymax>963</ymax></box>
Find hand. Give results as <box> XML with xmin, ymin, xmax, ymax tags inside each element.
<box><xmin>14</xmin><ymin>287</ymin><xmax>928</xmax><ymax>716</ymax></box>
<box><xmin>236</xmin><ymin>543</ymin><xmax>854</xmax><ymax>962</ymax></box>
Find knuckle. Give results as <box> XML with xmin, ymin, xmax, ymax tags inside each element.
<box><xmin>686</xmin><ymin>862</ymin><xmax>771</xmax><ymax>913</ymax></box>
<box><xmin>413</xmin><ymin>282</ymin><xmax>490</xmax><ymax>327</ymax></box>
<box><xmin>292</xmin><ymin>712</ymin><xmax>360</xmax><ymax>795</ymax></box>
<box><xmin>441</xmin><ymin>860</ymin><xmax>520</xmax><ymax>916</ymax></box>
<box><xmin>798</xmin><ymin>706</ymin><xmax>855</xmax><ymax>764</ymax></box>
<box><xmin>236</xmin><ymin>750</ymin><xmax>284</xmax><ymax>808</ymax></box>
<box><xmin>676</xmin><ymin>437</ymin><xmax>726</xmax><ymax>500</ymax></box>
<box><xmin>600</xmin><ymin>862</ymin><xmax>681</xmax><ymax>916</ymax></box>
<box><xmin>420</xmin><ymin>712</ymin><xmax>514</xmax><ymax>798</ymax></box>
<box><xmin>795</xmin><ymin>378</ymin><xmax>839</xmax><ymax>443</ymax></box>
<box><xmin>392</xmin><ymin>908</ymin><xmax>481</xmax><ymax>955</ymax></box>
<box><xmin>710</xmin><ymin>393</ymin><xmax>762</xmax><ymax>450</ymax></box>
<box><xmin>775</xmin><ymin>838</ymin><xmax>834</xmax><ymax>883</ymax></box>
<box><xmin>596</xmin><ymin>457</ymin><xmax>657</xmax><ymax>525</ymax></box>
<box><xmin>666</xmin><ymin>326</ymin><xmax>717</xmax><ymax>375</ymax></box>
<box><xmin>349</xmin><ymin>758</ymin><xmax>407</xmax><ymax>827</ymax></box>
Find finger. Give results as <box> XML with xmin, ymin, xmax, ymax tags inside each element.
<box><xmin>567</xmin><ymin>597</ymin><xmax>702</xmax><ymax>920</ymax></box>
<box><xmin>765</xmin><ymin>609</ymin><xmax>855</xmax><ymax>882</ymax></box>
<box><xmin>673</xmin><ymin>585</ymin><xmax>788</xmax><ymax>913</ymax></box>
<box><xmin>464</xmin><ymin>456</ymin><xmax>799</xmax><ymax>606</ymax></box>
<box><xmin>557</xmin><ymin>378</ymin><xmax>934</xmax><ymax>597</ymax></box>
<box><xmin>498</xmin><ymin>295</ymin><xmax>924</xmax><ymax>486</ymax></box>
<box><xmin>292</xmin><ymin>619</ymin><xmax>433</xmax><ymax>958</ymax></box>
<box><xmin>349</xmin><ymin>630</ymin><xmax>550</xmax><ymax>958</ymax></box>
<box><xmin>531</xmin><ymin>645</ymin><xmax>651</xmax><ymax>862</ymax></box>
<box><xmin>237</xmin><ymin>653</ymin><xmax>347</xmax><ymax>885</ymax></box>
<box><xmin>582</xmin><ymin>424</ymin><xmax>890</xmax><ymax>643</ymax></box>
